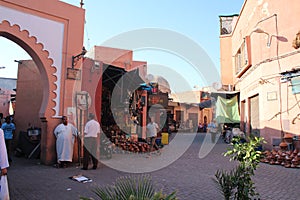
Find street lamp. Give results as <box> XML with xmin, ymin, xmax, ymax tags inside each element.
<box><xmin>252</xmin><ymin>27</ymin><xmax>272</xmax><ymax>47</ymax></box>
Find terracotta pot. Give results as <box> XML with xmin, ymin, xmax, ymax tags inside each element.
<box><xmin>285</xmin><ymin>163</ymin><xmax>291</xmax><ymax>168</ymax></box>
<box><xmin>284</xmin><ymin>133</ymin><xmax>294</xmax><ymax>143</ymax></box>
<box><xmin>280</xmin><ymin>141</ymin><xmax>288</xmax><ymax>150</ymax></box>
<box><xmin>292</xmin><ymin>158</ymin><xmax>299</xmax><ymax>165</ymax></box>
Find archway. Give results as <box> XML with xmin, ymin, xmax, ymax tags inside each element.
<box><xmin>0</xmin><ymin>20</ymin><xmax>57</xmax><ymax>164</ymax></box>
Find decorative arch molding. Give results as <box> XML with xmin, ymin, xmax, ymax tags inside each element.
<box><xmin>0</xmin><ymin>20</ymin><xmax>57</xmax><ymax>118</ymax></box>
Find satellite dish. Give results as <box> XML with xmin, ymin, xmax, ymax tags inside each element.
<box><xmin>212</xmin><ymin>82</ymin><xmax>222</xmax><ymax>90</ymax></box>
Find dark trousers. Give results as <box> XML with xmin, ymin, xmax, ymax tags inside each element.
<box><xmin>83</xmin><ymin>137</ymin><xmax>98</xmax><ymax>169</ymax></box>
<box><xmin>5</xmin><ymin>139</ymin><xmax>12</xmax><ymax>161</ymax></box>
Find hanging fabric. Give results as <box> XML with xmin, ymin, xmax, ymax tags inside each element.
<box><xmin>216</xmin><ymin>95</ymin><xmax>240</xmax><ymax>123</ymax></box>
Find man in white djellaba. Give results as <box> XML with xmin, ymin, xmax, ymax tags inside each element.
<box><xmin>54</xmin><ymin>116</ymin><xmax>78</xmax><ymax>168</ymax></box>
<box><xmin>0</xmin><ymin>128</ymin><xmax>9</xmax><ymax>175</ymax></box>
<box><xmin>0</xmin><ymin>127</ymin><xmax>9</xmax><ymax>200</ymax></box>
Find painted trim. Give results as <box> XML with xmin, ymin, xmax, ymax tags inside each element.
<box><xmin>0</xmin><ymin>5</ymin><xmax>64</xmax><ymax>116</ymax></box>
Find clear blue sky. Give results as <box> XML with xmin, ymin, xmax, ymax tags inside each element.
<box><xmin>0</xmin><ymin>0</ymin><xmax>244</xmax><ymax>91</ymax></box>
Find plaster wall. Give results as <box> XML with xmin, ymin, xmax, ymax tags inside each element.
<box><xmin>14</xmin><ymin>60</ymin><xmax>43</xmax><ymax>135</ymax></box>
<box><xmin>220</xmin><ymin>35</ymin><xmax>234</xmax><ymax>85</ymax></box>
<box><xmin>86</xmin><ymin>46</ymin><xmax>133</xmax><ymax>70</ymax></box>
<box><xmin>221</xmin><ymin>0</ymin><xmax>300</xmax><ymax>149</ymax></box>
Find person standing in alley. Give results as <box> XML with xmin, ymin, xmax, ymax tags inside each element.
<box><xmin>81</xmin><ymin>113</ymin><xmax>100</xmax><ymax>170</ymax></box>
<box><xmin>1</xmin><ymin>116</ymin><xmax>16</xmax><ymax>162</ymax></box>
<box><xmin>53</xmin><ymin>116</ymin><xmax>78</xmax><ymax>168</ymax></box>
<box><xmin>146</xmin><ymin>117</ymin><xmax>160</xmax><ymax>157</ymax></box>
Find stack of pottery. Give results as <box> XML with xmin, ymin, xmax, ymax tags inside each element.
<box><xmin>261</xmin><ymin>149</ymin><xmax>300</xmax><ymax>168</ymax></box>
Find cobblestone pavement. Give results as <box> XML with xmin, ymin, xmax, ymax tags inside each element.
<box><xmin>7</xmin><ymin>133</ymin><xmax>300</xmax><ymax>200</ymax></box>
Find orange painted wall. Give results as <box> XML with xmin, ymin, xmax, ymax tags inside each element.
<box><xmin>220</xmin><ymin>35</ymin><xmax>233</xmax><ymax>85</ymax></box>
<box><xmin>14</xmin><ymin>60</ymin><xmax>43</xmax><ymax>135</ymax></box>
<box><xmin>87</xmin><ymin>46</ymin><xmax>133</xmax><ymax>70</ymax></box>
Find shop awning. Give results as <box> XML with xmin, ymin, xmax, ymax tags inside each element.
<box><xmin>199</xmin><ymin>100</ymin><xmax>212</xmax><ymax>110</ymax></box>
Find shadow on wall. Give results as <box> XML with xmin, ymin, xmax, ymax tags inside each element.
<box><xmin>259</xmin><ymin>126</ymin><xmax>299</xmax><ymax>150</ymax></box>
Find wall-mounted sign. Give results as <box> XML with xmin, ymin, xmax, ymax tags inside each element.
<box><xmin>67</xmin><ymin>68</ymin><xmax>81</xmax><ymax>80</ymax></box>
<box><xmin>267</xmin><ymin>91</ymin><xmax>277</xmax><ymax>101</ymax></box>
<box><xmin>76</xmin><ymin>91</ymin><xmax>91</xmax><ymax>110</ymax></box>
<box><xmin>148</xmin><ymin>94</ymin><xmax>168</xmax><ymax>108</ymax></box>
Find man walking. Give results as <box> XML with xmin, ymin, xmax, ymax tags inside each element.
<box><xmin>82</xmin><ymin>113</ymin><xmax>100</xmax><ymax>170</ymax></box>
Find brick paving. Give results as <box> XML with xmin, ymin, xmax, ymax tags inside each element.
<box><xmin>7</xmin><ymin>133</ymin><xmax>300</xmax><ymax>200</ymax></box>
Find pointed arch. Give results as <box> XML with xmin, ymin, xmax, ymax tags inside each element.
<box><xmin>0</xmin><ymin>20</ymin><xmax>57</xmax><ymax>119</ymax></box>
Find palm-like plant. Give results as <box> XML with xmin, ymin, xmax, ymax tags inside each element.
<box><xmin>80</xmin><ymin>174</ymin><xmax>177</xmax><ymax>200</ymax></box>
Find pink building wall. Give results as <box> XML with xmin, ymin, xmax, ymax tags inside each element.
<box><xmin>14</xmin><ymin>60</ymin><xmax>43</xmax><ymax>135</ymax></box>
<box><xmin>0</xmin><ymin>0</ymin><xmax>85</xmax><ymax>164</ymax></box>
<box><xmin>220</xmin><ymin>0</ymin><xmax>300</xmax><ymax>149</ymax></box>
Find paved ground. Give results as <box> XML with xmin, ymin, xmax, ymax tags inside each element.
<box><xmin>7</xmin><ymin>133</ymin><xmax>300</xmax><ymax>200</ymax></box>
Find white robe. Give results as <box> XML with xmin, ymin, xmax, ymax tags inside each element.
<box><xmin>0</xmin><ymin>128</ymin><xmax>9</xmax><ymax>169</ymax></box>
<box><xmin>54</xmin><ymin>124</ymin><xmax>77</xmax><ymax>163</ymax></box>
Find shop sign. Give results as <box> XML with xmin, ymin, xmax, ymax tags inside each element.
<box><xmin>148</xmin><ymin>94</ymin><xmax>168</xmax><ymax>108</ymax></box>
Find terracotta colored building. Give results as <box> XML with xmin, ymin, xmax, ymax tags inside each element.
<box><xmin>220</xmin><ymin>0</ymin><xmax>300</xmax><ymax>149</ymax></box>
<box><xmin>0</xmin><ymin>0</ymin><xmax>167</xmax><ymax>165</ymax></box>
<box><xmin>14</xmin><ymin>46</ymin><xmax>149</xmax><ymax>163</ymax></box>
<box><xmin>0</xmin><ymin>0</ymin><xmax>85</xmax><ymax>164</ymax></box>
<box><xmin>81</xmin><ymin>46</ymin><xmax>148</xmax><ymax>139</ymax></box>
<box><xmin>168</xmin><ymin>89</ymin><xmax>214</xmax><ymax>132</ymax></box>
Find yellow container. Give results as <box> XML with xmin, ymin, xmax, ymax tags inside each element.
<box><xmin>161</xmin><ymin>132</ymin><xmax>169</xmax><ymax>145</ymax></box>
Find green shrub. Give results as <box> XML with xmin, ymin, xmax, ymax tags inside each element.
<box><xmin>214</xmin><ymin>168</ymin><xmax>238</xmax><ymax>200</ymax></box>
<box><xmin>214</xmin><ymin>136</ymin><xmax>265</xmax><ymax>200</ymax></box>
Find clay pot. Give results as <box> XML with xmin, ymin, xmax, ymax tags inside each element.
<box><xmin>280</xmin><ymin>141</ymin><xmax>288</xmax><ymax>150</ymax></box>
<box><xmin>292</xmin><ymin>157</ymin><xmax>299</xmax><ymax>165</ymax></box>
<box><xmin>274</xmin><ymin>160</ymin><xmax>280</xmax><ymax>165</ymax></box>
<box><xmin>284</xmin><ymin>133</ymin><xmax>294</xmax><ymax>143</ymax></box>
<box><xmin>285</xmin><ymin>163</ymin><xmax>291</xmax><ymax>168</ymax></box>
<box><xmin>269</xmin><ymin>160</ymin><xmax>275</xmax><ymax>165</ymax></box>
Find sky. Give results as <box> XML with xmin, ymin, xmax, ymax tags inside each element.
<box><xmin>0</xmin><ymin>0</ymin><xmax>244</xmax><ymax>92</ymax></box>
